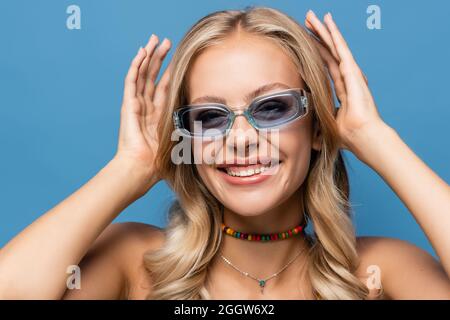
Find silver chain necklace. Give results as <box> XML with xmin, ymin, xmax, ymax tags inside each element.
<box><xmin>220</xmin><ymin>247</ymin><xmax>306</xmax><ymax>294</ymax></box>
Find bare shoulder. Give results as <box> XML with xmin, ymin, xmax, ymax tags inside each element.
<box><xmin>109</xmin><ymin>222</ymin><xmax>166</xmax><ymax>299</ymax></box>
<box><xmin>355</xmin><ymin>236</ymin><xmax>450</xmax><ymax>299</ymax></box>
<box><xmin>105</xmin><ymin>222</ymin><xmax>165</xmax><ymax>252</ymax></box>
<box><xmin>62</xmin><ymin>222</ymin><xmax>165</xmax><ymax>300</ymax></box>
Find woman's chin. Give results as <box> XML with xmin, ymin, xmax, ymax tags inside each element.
<box><xmin>219</xmin><ymin>205</ymin><xmax>273</xmax><ymax>218</ymax></box>
<box><xmin>219</xmin><ymin>196</ymin><xmax>281</xmax><ymax>216</ymax></box>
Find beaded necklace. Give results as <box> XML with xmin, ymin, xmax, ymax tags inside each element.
<box><xmin>220</xmin><ymin>204</ymin><xmax>307</xmax><ymax>242</ymax></box>
<box><xmin>221</xmin><ymin>223</ymin><xmax>305</xmax><ymax>241</ymax></box>
<box><xmin>219</xmin><ymin>205</ymin><xmax>308</xmax><ymax>294</ymax></box>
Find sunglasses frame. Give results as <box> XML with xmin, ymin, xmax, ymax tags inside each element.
<box><xmin>172</xmin><ymin>87</ymin><xmax>312</xmax><ymax>138</ymax></box>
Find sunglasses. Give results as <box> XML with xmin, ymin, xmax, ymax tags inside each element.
<box><xmin>172</xmin><ymin>87</ymin><xmax>312</xmax><ymax>138</ymax></box>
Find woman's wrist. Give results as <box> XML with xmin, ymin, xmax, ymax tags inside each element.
<box><xmin>107</xmin><ymin>155</ymin><xmax>160</xmax><ymax>200</ymax></box>
<box><xmin>345</xmin><ymin>120</ymin><xmax>398</xmax><ymax>168</ymax></box>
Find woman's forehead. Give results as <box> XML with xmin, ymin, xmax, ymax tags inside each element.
<box><xmin>186</xmin><ymin>35</ymin><xmax>303</xmax><ymax>105</ymax></box>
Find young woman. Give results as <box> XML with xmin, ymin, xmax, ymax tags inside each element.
<box><xmin>0</xmin><ymin>7</ymin><xmax>449</xmax><ymax>300</ymax></box>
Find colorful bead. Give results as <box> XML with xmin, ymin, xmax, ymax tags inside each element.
<box><xmin>221</xmin><ymin>221</ymin><xmax>304</xmax><ymax>242</ymax></box>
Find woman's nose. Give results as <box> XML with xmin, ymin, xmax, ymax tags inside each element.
<box><xmin>225</xmin><ymin>113</ymin><xmax>259</xmax><ymax>157</ymax></box>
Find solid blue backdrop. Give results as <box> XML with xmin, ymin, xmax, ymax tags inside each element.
<box><xmin>0</xmin><ymin>1</ymin><xmax>448</xmax><ymax>259</ymax></box>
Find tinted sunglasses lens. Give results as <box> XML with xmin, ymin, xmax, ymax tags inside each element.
<box><xmin>180</xmin><ymin>107</ymin><xmax>230</xmax><ymax>136</ymax></box>
<box><xmin>251</xmin><ymin>94</ymin><xmax>304</xmax><ymax>127</ymax></box>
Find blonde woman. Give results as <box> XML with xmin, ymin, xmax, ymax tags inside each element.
<box><xmin>0</xmin><ymin>7</ymin><xmax>449</xmax><ymax>300</ymax></box>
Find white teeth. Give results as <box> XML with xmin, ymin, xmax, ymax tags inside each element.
<box><xmin>224</xmin><ymin>164</ymin><xmax>273</xmax><ymax>177</ymax></box>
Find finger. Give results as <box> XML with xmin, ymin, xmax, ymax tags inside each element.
<box><xmin>324</xmin><ymin>13</ymin><xmax>368</xmax><ymax>86</ymax></box>
<box><xmin>305</xmin><ymin>22</ymin><xmax>329</xmax><ymax>52</ymax></box>
<box><xmin>153</xmin><ymin>58</ymin><xmax>173</xmax><ymax>109</ymax></box>
<box><xmin>313</xmin><ymin>39</ymin><xmax>347</xmax><ymax>105</ymax></box>
<box><xmin>304</xmin><ymin>27</ymin><xmax>347</xmax><ymax>107</ymax></box>
<box><xmin>305</xmin><ymin>10</ymin><xmax>340</xmax><ymax>63</ymax></box>
<box><xmin>124</xmin><ymin>47</ymin><xmax>147</xmax><ymax>100</ymax></box>
<box><xmin>305</xmin><ymin>19</ymin><xmax>330</xmax><ymax>50</ymax></box>
<box><xmin>305</xmin><ymin>19</ymin><xmax>320</xmax><ymax>39</ymax></box>
<box><xmin>136</xmin><ymin>34</ymin><xmax>159</xmax><ymax>95</ymax></box>
<box><xmin>305</xmin><ymin>17</ymin><xmax>350</xmax><ymax>107</ymax></box>
<box><xmin>145</xmin><ymin>38</ymin><xmax>172</xmax><ymax>100</ymax></box>
<box><xmin>323</xmin><ymin>13</ymin><xmax>354</xmax><ymax>62</ymax></box>
<box><xmin>324</xmin><ymin>13</ymin><xmax>359</xmax><ymax>75</ymax></box>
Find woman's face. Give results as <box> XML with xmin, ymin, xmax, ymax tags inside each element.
<box><xmin>186</xmin><ymin>32</ymin><xmax>320</xmax><ymax>216</ymax></box>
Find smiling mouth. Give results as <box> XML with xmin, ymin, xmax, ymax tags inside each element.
<box><xmin>216</xmin><ymin>161</ymin><xmax>282</xmax><ymax>177</ymax></box>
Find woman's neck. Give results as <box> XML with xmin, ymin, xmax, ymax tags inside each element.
<box><xmin>207</xmin><ymin>188</ymin><xmax>311</xmax><ymax>297</ymax></box>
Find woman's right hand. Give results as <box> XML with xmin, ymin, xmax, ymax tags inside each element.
<box><xmin>115</xmin><ymin>34</ymin><xmax>172</xmax><ymax>192</ymax></box>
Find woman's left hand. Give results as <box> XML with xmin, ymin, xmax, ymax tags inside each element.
<box><xmin>304</xmin><ymin>10</ymin><xmax>386</xmax><ymax>156</ymax></box>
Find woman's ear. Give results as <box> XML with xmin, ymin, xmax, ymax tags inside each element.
<box><xmin>311</xmin><ymin>117</ymin><xmax>322</xmax><ymax>151</ymax></box>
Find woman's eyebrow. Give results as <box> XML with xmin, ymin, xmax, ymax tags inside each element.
<box><xmin>190</xmin><ymin>82</ymin><xmax>291</xmax><ymax>105</ymax></box>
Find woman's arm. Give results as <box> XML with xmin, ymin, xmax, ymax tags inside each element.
<box><xmin>0</xmin><ymin>158</ymin><xmax>154</xmax><ymax>299</ymax></box>
<box><xmin>351</xmin><ymin>119</ymin><xmax>450</xmax><ymax>276</ymax></box>
<box><xmin>0</xmin><ymin>34</ymin><xmax>172</xmax><ymax>299</ymax></box>
<box><xmin>304</xmin><ymin>10</ymin><xmax>450</xmax><ymax>296</ymax></box>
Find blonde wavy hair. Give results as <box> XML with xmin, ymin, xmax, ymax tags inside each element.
<box><xmin>144</xmin><ymin>6</ymin><xmax>371</xmax><ymax>300</ymax></box>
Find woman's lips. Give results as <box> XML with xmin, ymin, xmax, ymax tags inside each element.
<box><xmin>216</xmin><ymin>162</ymin><xmax>282</xmax><ymax>185</ymax></box>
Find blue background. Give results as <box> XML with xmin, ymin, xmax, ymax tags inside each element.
<box><xmin>0</xmin><ymin>0</ymin><xmax>448</xmax><ymax>258</ymax></box>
